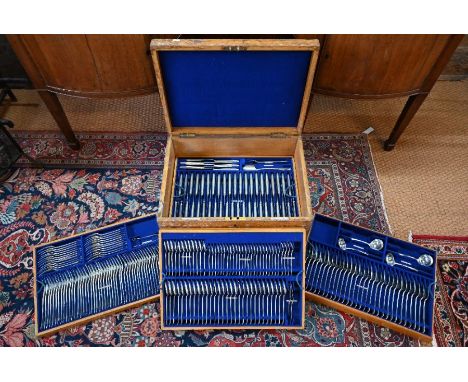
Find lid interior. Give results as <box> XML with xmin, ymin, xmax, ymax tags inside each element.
<box><xmin>157</xmin><ymin>49</ymin><xmax>313</xmax><ymax>130</ymax></box>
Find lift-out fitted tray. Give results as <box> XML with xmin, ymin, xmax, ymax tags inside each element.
<box><xmin>33</xmin><ymin>214</ymin><xmax>160</xmax><ymax>337</ymax></box>
<box><xmin>305</xmin><ymin>214</ymin><xmax>437</xmax><ymax>342</ymax></box>
<box><xmin>159</xmin><ymin>227</ymin><xmax>306</xmax><ymax>330</ymax></box>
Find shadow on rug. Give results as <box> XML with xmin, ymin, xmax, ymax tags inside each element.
<box><xmin>0</xmin><ymin>132</ymin><xmax>419</xmax><ymax>346</ymax></box>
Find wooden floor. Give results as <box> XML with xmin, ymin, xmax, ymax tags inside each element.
<box><xmin>1</xmin><ymin>79</ymin><xmax>467</xmax><ymax>239</ymax></box>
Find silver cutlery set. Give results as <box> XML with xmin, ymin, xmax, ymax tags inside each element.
<box><xmin>39</xmin><ymin>246</ymin><xmax>159</xmax><ymax>331</ymax></box>
<box><xmin>36</xmin><ymin>240</ymin><xmax>82</xmax><ymax>276</ymax></box>
<box><xmin>337</xmin><ymin>234</ymin><xmax>434</xmax><ymax>273</ymax></box>
<box><xmin>172</xmin><ymin>158</ymin><xmax>298</xmax><ymax>218</ymax></box>
<box><xmin>84</xmin><ymin>227</ymin><xmax>128</xmax><ymax>261</ymax></box>
<box><xmin>36</xmin><ymin>222</ymin><xmax>160</xmax><ymax>331</ymax></box>
<box><xmin>163</xmin><ymin>279</ymin><xmax>298</xmax><ymax>327</ymax></box>
<box><xmin>36</xmin><ymin>227</ymin><xmax>129</xmax><ymax>277</ymax></box>
<box><xmin>305</xmin><ymin>241</ymin><xmax>434</xmax><ymax>334</ymax></box>
<box><xmin>162</xmin><ymin>240</ymin><xmax>297</xmax><ymax>276</ymax></box>
<box><xmin>177</xmin><ymin>158</ymin><xmax>292</xmax><ymax>171</ymax></box>
<box><xmin>385</xmin><ymin>250</ymin><xmax>434</xmax><ymax>272</ymax></box>
<box><xmin>35</xmin><ymin>210</ymin><xmax>436</xmax><ymax>336</ymax></box>
<box><xmin>161</xmin><ymin>234</ymin><xmax>304</xmax><ymax>328</ymax></box>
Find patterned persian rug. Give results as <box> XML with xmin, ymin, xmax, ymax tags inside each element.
<box><xmin>412</xmin><ymin>235</ymin><xmax>468</xmax><ymax>347</ymax></box>
<box><xmin>12</xmin><ymin>131</ymin><xmax>167</xmax><ymax>169</ymax></box>
<box><xmin>0</xmin><ymin>132</ymin><xmax>419</xmax><ymax>346</ymax></box>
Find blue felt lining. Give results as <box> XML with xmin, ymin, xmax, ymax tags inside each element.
<box><xmin>158</xmin><ymin>51</ymin><xmax>311</xmax><ymax>127</ymax></box>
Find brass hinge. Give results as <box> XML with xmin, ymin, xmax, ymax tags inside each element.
<box><xmin>179</xmin><ymin>133</ymin><xmax>197</xmax><ymax>138</ymax></box>
<box><xmin>270</xmin><ymin>132</ymin><xmax>289</xmax><ymax>139</ymax></box>
<box><xmin>222</xmin><ymin>46</ymin><xmax>248</xmax><ymax>51</ymax></box>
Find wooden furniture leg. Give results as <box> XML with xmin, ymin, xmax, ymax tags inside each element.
<box><xmin>384</xmin><ymin>93</ymin><xmax>428</xmax><ymax>151</ymax></box>
<box><xmin>38</xmin><ymin>91</ymin><xmax>80</xmax><ymax>150</ymax></box>
<box><xmin>0</xmin><ymin>84</ymin><xmax>18</xmax><ymax>102</ymax></box>
<box><xmin>7</xmin><ymin>88</ymin><xmax>18</xmax><ymax>102</ymax></box>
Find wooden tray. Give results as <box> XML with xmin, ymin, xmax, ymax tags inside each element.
<box><xmin>33</xmin><ymin>214</ymin><xmax>160</xmax><ymax>337</ymax></box>
<box><xmin>159</xmin><ymin>227</ymin><xmax>307</xmax><ymax>330</ymax></box>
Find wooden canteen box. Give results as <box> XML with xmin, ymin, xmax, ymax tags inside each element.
<box><xmin>32</xmin><ymin>39</ymin><xmax>438</xmax><ymax>342</ymax></box>
<box><xmin>151</xmin><ymin>39</ymin><xmax>319</xmax><ymax>231</ymax></box>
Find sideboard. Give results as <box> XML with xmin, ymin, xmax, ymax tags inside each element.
<box><xmin>7</xmin><ymin>34</ymin><xmax>158</xmax><ymax>149</ymax></box>
<box><xmin>7</xmin><ymin>34</ymin><xmax>463</xmax><ymax>150</ymax></box>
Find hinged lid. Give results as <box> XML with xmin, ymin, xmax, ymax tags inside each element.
<box><xmin>150</xmin><ymin>39</ymin><xmax>320</xmax><ymax>136</ymax></box>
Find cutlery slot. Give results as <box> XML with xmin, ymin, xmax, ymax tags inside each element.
<box><xmin>126</xmin><ymin>217</ymin><xmax>159</xmax><ymax>250</ymax></box>
<box><xmin>83</xmin><ymin>225</ymin><xmax>130</xmax><ymax>262</ymax></box>
<box><xmin>36</xmin><ymin>237</ymin><xmax>84</xmax><ymax>277</ymax></box>
<box><xmin>385</xmin><ymin>240</ymin><xmax>435</xmax><ymax>277</ymax></box>
<box><xmin>171</xmin><ymin>157</ymin><xmax>298</xmax><ymax>218</ymax></box>
<box><xmin>162</xmin><ymin>277</ymin><xmax>302</xmax><ymax>328</ymax></box>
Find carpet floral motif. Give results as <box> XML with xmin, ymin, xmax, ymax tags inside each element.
<box><xmin>0</xmin><ymin>132</ymin><xmax>418</xmax><ymax>346</ymax></box>
<box><xmin>12</xmin><ymin>131</ymin><xmax>167</xmax><ymax>169</ymax></box>
<box><xmin>412</xmin><ymin>235</ymin><xmax>468</xmax><ymax>347</ymax></box>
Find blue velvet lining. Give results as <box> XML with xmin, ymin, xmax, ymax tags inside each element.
<box><xmin>158</xmin><ymin>51</ymin><xmax>311</xmax><ymax>127</ymax></box>
<box><xmin>306</xmin><ymin>214</ymin><xmax>437</xmax><ymax>336</ymax></box>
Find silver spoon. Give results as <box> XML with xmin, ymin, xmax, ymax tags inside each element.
<box><xmin>242</xmin><ymin>163</ymin><xmax>291</xmax><ymax>171</ymax></box>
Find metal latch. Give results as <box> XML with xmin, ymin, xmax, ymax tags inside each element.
<box><xmin>179</xmin><ymin>133</ymin><xmax>197</xmax><ymax>138</ymax></box>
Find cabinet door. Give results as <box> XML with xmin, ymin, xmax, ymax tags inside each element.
<box><xmin>84</xmin><ymin>35</ymin><xmax>156</xmax><ymax>95</ymax></box>
<box><xmin>313</xmin><ymin>35</ymin><xmax>453</xmax><ymax>98</ymax></box>
<box><xmin>20</xmin><ymin>35</ymin><xmax>100</xmax><ymax>93</ymax></box>
<box><xmin>14</xmin><ymin>34</ymin><xmax>157</xmax><ymax>97</ymax></box>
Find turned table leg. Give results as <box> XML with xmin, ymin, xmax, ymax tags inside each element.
<box><xmin>384</xmin><ymin>93</ymin><xmax>428</xmax><ymax>151</ymax></box>
<box><xmin>38</xmin><ymin>91</ymin><xmax>80</xmax><ymax>150</ymax></box>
